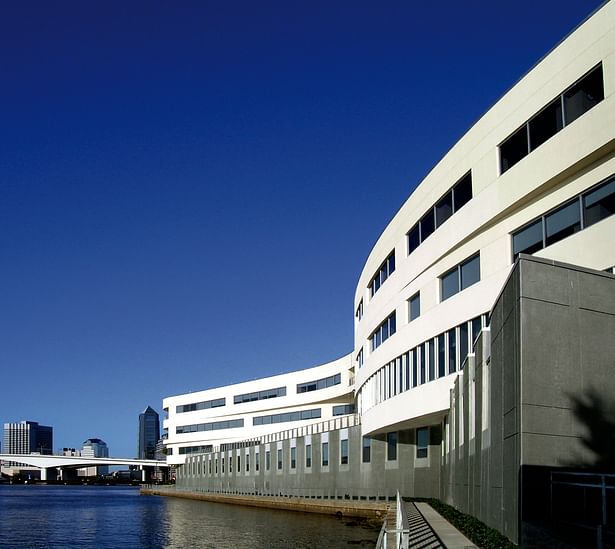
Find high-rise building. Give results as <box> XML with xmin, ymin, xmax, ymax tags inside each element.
<box><xmin>79</xmin><ymin>438</ymin><xmax>109</xmax><ymax>476</ymax></box>
<box><xmin>2</xmin><ymin>421</ymin><xmax>53</xmax><ymax>467</ymax></box>
<box><xmin>138</xmin><ymin>406</ymin><xmax>159</xmax><ymax>459</ymax></box>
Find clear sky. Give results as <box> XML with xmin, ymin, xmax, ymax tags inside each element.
<box><xmin>1</xmin><ymin>1</ymin><xmax>603</xmax><ymax>458</ymax></box>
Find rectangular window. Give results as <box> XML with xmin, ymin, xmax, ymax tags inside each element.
<box><xmin>428</xmin><ymin>339</ymin><xmax>435</xmax><ymax>382</ymax></box>
<box><xmin>416</xmin><ymin>427</ymin><xmax>429</xmax><ymax>459</ymax></box>
<box><xmin>419</xmin><ymin>345</ymin><xmax>426</xmax><ymax>385</ymax></box>
<box><xmin>229</xmin><ymin>456</ymin><xmax>232</xmax><ymax>473</ymax></box>
<box><xmin>237</xmin><ymin>455</ymin><xmax>241</xmax><ymax>473</ymax></box>
<box><xmin>512</xmin><ymin>218</ymin><xmax>543</xmax><ymax>258</ymax></box>
<box><xmin>460</xmin><ymin>323</ymin><xmax>468</xmax><ymax>367</ymax></box>
<box><xmin>333</xmin><ymin>404</ymin><xmax>355</xmax><ymax>416</ymax></box>
<box><xmin>290</xmin><ymin>446</ymin><xmax>296</xmax><ymax>469</ymax></box>
<box><xmin>500</xmin><ymin>125</ymin><xmax>528</xmax><ymax>173</ymax></box>
<box><xmin>234</xmin><ymin>387</ymin><xmax>287</xmax><ymax>404</ymax></box>
<box><xmin>528</xmin><ymin>98</ymin><xmax>563</xmax><ymax>151</ymax></box>
<box><xmin>545</xmin><ymin>199</ymin><xmax>581</xmax><ymax>246</ymax></box>
<box><xmin>563</xmin><ymin>64</ymin><xmax>604</xmax><ymax>125</ymax></box>
<box><xmin>437</xmin><ymin>334</ymin><xmax>445</xmax><ymax>378</ymax></box>
<box><xmin>441</xmin><ymin>253</ymin><xmax>480</xmax><ymax>301</ymax></box>
<box><xmin>246</xmin><ymin>454</ymin><xmax>250</xmax><ymax>472</ymax></box>
<box><xmin>407</xmin><ymin>224</ymin><xmax>420</xmax><ymax>255</ymax></box>
<box><xmin>255</xmin><ymin>452</ymin><xmax>260</xmax><ymax>471</ymax></box>
<box><xmin>584</xmin><ymin>177</ymin><xmax>615</xmax><ymax>227</ymax></box>
<box><xmin>411</xmin><ymin>348</ymin><xmax>418</xmax><ymax>388</ymax></box>
<box><xmin>355</xmin><ymin>299</ymin><xmax>363</xmax><ymax>321</ymax></box>
<box><xmin>297</xmin><ymin>374</ymin><xmax>341</xmax><ymax>394</ymax></box>
<box><xmin>408</xmin><ymin>292</ymin><xmax>420</xmax><ymax>322</ymax></box>
<box><xmin>420</xmin><ymin>209</ymin><xmax>435</xmax><ymax>242</ymax></box>
<box><xmin>387</xmin><ymin>432</ymin><xmax>398</xmax><ymax>461</ymax></box>
<box><xmin>435</xmin><ymin>192</ymin><xmax>453</xmax><ymax>227</ymax></box>
<box><xmin>277</xmin><ymin>449</ymin><xmax>283</xmax><ymax>470</ymax></box>
<box><xmin>340</xmin><ymin>439</ymin><xmax>349</xmax><ymax>465</ymax></box>
<box><xmin>176</xmin><ymin>397</ymin><xmax>226</xmax><ymax>413</ymax></box>
<box><xmin>322</xmin><ymin>442</ymin><xmax>329</xmax><ymax>467</ymax></box>
<box><xmin>265</xmin><ymin>451</ymin><xmax>271</xmax><ymax>471</ymax></box>
<box><xmin>305</xmin><ymin>444</ymin><xmax>312</xmax><ymax>468</ymax></box>
<box><xmin>471</xmin><ymin>316</ymin><xmax>482</xmax><ymax>345</ymax></box>
<box><xmin>254</xmin><ymin>408</ymin><xmax>321</xmax><ymax>425</ymax></box>
<box><xmin>362</xmin><ymin>436</ymin><xmax>371</xmax><ymax>463</ymax></box>
<box><xmin>356</xmin><ymin>348</ymin><xmax>364</xmax><ymax>369</ymax></box>
<box><xmin>452</xmin><ymin>173</ymin><xmax>472</xmax><ymax>211</ymax></box>
<box><xmin>176</xmin><ymin>419</ymin><xmax>244</xmax><ymax>434</ymax></box>
<box><xmin>448</xmin><ymin>328</ymin><xmax>457</xmax><ymax>374</ymax></box>
<box><xmin>369</xmin><ymin>251</ymin><xmax>395</xmax><ymax>297</ymax></box>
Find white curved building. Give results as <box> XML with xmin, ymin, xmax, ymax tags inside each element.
<box><xmin>353</xmin><ymin>2</ymin><xmax>615</xmax><ymax>438</ymax></box>
<box><xmin>166</xmin><ymin>6</ymin><xmax>615</xmax><ymax>544</ymax></box>
<box><xmin>163</xmin><ymin>354</ymin><xmax>354</xmax><ymax>465</ymax></box>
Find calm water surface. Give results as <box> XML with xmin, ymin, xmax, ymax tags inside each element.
<box><xmin>0</xmin><ymin>485</ymin><xmax>379</xmax><ymax>548</ymax></box>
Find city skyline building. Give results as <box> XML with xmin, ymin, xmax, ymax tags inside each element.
<box><xmin>2</xmin><ymin>420</ymin><xmax>53</xmax><ymax>471</ymax></box>
<box><xmin>138</xmin><ymin>406</ymin><xmax>160</xmax><ymax>460</ymax></box>
<box><xmin>79</xmin><ymin>438</ymin><xmax>109</xmax><ymax>477</ymax></box>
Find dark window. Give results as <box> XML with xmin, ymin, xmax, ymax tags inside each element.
<box><xmin>305</xmin><ymin>444</ymin><xmax>312</xmax><ymax>468</ymax></box>
<box><xmin>254</xmin><ymin>408</ymin><xmax>321</xmax><ymax>425</ymax></box>
<box><xmin>355</xmin><ymin>299</ymin><xmax>363</xmax><ymax>321</ymax></box>
<box><xmin>420</xmin><ymin>209</ymin><xmax>435</xmax><ymax>242</ymax></box>
<box><xmin>453</xmin><ymin>173</ymin><xmax>472</xmax><ymax>211</ymax></box>
<box><xmin>297</xmin><ymin>375</ymin><xmax>340</xmax><ymax>393</ymax></box>
<box><xmin>500</xmin><ymin>125</ymin><xmax>528</xmax><ymax>173</ymax></box>
<box><xmin>513</xmin><ymin>218</ymin><xmax>543</xmax><ymax>258</ymax></box>
<box><xmin>471</xmin><ymin>316</ymin><xmax>482</xmax><ymax>345</ymax></box>
<box><xmin>265</xmin><ymin>451</ymin><xmax>270</xmax><ymax>471</ymax></box>
<box><xmin>322</xmin><ymin>442</ymin><xmax>329</xmax><ymax>467</ymax></box>
<box><xmin>333</xmin><ymin>404</ymin><xmax>355</xmax><ymax>416</ymax></box>
<box><xmin>369</xmin><ymin>251</ymin><xmax>395</xmax><ymax>297</ymax></box>
<box><xmin>340</xmin><ymin>439</ymin><xmax>349</xmax><ymax>465</ymax></box>
<box><xmin>441</xmin><ymin>268</ymin><xmax>459</xmax><ymax>300</ymax></box>
<box><xmin>407</xmin><ymin>224</ymin><xmax>420</xmax><ymax>255</ymax></box>
<box><xmin>234</xmin><ymin>387</ymin><xmax>286</xmax><ymax>405</ymax></box>
<box><xmin>370</xmin><ymin>312</ymin><xmax>397</xmax><ymax>351</ymax></box>
<box><xmin>584</xmin><ymin>177</ymin><xmax>615</xmax><ymax>227</ymax></box>
<box><xmin>277</xmin><ymin>449</ymin><xmax>283</xmax><ymax>470</ymax></box>
<box><xmin>428</xmin><ymin>340</ymin><xmax>435</xmax><ymax>382</ymax></box>
<box><xmin>460</xmin><ymin>254</ymin><xmax>480</xmax><ymax>291</ymax></box>
<box><xmin>362</xmin><ymin>436</ymin><xmax>371</xmax><ymax>463</ymax></box>
<box><xmin>256</xmin><ymin>452</ymin><xmax>260</xmax><ymax>471</ymax></box>
<box><xmin>460</xmin><ymin>323</ymin><xmax>468</xmax><ymax>367</ymax></box>
<box><xmin>416</xmin><ymin>427</ymin><xmax>429</xmax><ymax>459</ymax></box>
<box><xmin>545</xmin><ymin>199</ymin><xmax>581</xmax><ymax>246</ymax></box>
<box><xmin>448</xmin><ymin>328</ymin><xmax>457</xmax><ymax>374</ymax></box>
<box><xmin>437</xmin><ymin>334</ymin><xmax>445</xmax><ymax>378</ymax></box>
<box><xmin>529</xmin><ymin>98</ymin><xmax>563</xmax><ymax>151</ymax></box>
<box><xmin>564</xmin><ymin>64</ymin><xmax>604</xmax><ymax>125</ymax></box>
<box><xmin>435</xmin><ymin>192</ymin><xmax>453</xmax><ymax>226</ymax></box>
<box><xmin>419</xmin><ymin>345</ymin><xmax>426</xmax><ymax>385</ymax></box>
<box><xmin>411</xmin><ymin>349</ymin><xmax>417</xmax><ymax>388</ymax></box>
<box><xmin>387</xmin><ymin>432</ymin><xmax>397</xmax><ymax>461</ymax></box>
<box><xmin>408</xmin><ymin>293</ymin><xmax>420</xmax><ymax>321</ymax></box>
<box><xmin>291</xmin><ymin>447</ymin><xmax>296</xmax><ymax>469</ymax></box>
<box><xmin>177</xmin><ymin>397</ymin><xmax>226</xmax><ymax>413</ymax></box>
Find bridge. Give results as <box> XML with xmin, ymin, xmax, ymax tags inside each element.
<box><xmin>0</xmin><ymin>453</ymin><xmax>168</xmax><ymax>481</ymax></box>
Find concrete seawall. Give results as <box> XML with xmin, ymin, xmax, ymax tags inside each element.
<box><xmin>141</xmin><ymin>485</ymin><xmax>389</xmax><ymax>520</ymax></box>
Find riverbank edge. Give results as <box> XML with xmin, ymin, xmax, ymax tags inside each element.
<box><xmin>141</xmin><ymin>486</ymin><xmax>389</xmax><ymax>520</ymax></box>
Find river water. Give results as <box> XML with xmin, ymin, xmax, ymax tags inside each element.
<box><xmin>0</xmin><ymin>485</ymin><xmax>379</xmax><ymax>548</ymax></box>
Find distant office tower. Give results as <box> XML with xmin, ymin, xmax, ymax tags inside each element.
<box><xmin>3</xmin><ymin>421</ymin><xmax>53</xmax><ymax>467</ymax></box>
<box><xmin>80</xmin><ymin>438</ymin><xmax>109</xmax><ymax>476</ymax></box>
<box><xmin>138</xmin><ymin>406</ymin><xmax>160</xmax><ymax>459</ymax></box>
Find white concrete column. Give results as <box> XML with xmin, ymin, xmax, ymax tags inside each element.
<box><xmin>40</xmin><ymin>468</ymin><xmax>47</xmax><ymax>481</ymax></box>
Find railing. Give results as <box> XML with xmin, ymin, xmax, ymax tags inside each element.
<box><xmin>375</xmin><ymin>518</ymin><xmax>387</xmax><ymax>549</ymax></box>
<box><xmin>374</xmin><ymin>491</ymin><xmax>409</xmax><ymax>549</ymax></box>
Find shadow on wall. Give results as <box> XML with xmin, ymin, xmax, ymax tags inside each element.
<box><xmin>567</xmin><ymin>386</ymin><xmax>615</xmax><ymax>471</ymax></box>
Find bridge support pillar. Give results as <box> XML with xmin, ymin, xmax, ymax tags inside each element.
<box><xmin>40</xmin><ymin>468</ymin><xmax>48</xmax><ymax>481</ymax></box>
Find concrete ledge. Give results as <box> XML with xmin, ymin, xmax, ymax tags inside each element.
<box><xmin>415</xmin><ymin>502</ymin><xmax>478</xmax><ymax>549</ymax></box>
<box><xmin>141</xmin><ymin>486</ymin><xmax>389</xmax><ymax>519</ymax></box>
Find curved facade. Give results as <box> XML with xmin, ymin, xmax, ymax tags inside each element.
<box><xmin>163</xmin><ymin>354</ymin><xmax>353</xmax><ymax>464</ymax></box>
<box><xmin>353</xmin><ymin>3</ymin><xmax>615</xmax><ymax>437</ymax></box>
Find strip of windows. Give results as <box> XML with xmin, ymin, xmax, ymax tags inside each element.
<box><xmin>178</xmin><ymin>445</ymin><xmax>212</xmax><ymax>455</ymax></box>
<box><xmin>370</xmin><ymin>312</ymin><xmax>396</xmax><ymax>352</ymax></box>
<box><xmin>407</xmin><ymin>173</ymin><xmax>472</xmax><ymax>255</ymax></box>
<box><xmin>297</xmin><ymin>374</ymin><xmax>341</xmax><ymax>393</ymax></box>
<box><xmin>500</xmin><ymin>64</ymin><xmax>604</xmax><ymax>173</ymax></box>
<box><xmin>234</xmin><ymin>387</ymin><xmax>286</xmax><ymax>404</ymax></box>
<box><xmin>176</xmin><ymin>419</ymin><xmax>243</xmax><ymax>434</ymax></box>
<box><xmin>512</xmin><ymin>175</ymin><xmax>615</xmax><ymax>259</ymax></box>
<box><xmin>355</xmin><ymin>299</ymin><xmax>363</xmax><ymax>322</ymax></box>
<box><xmin>253</xmin><ymin>408</ymin><xmax>321</xmax><ymax>426</ymax></box>
<box><xmin>440</xmin><ymin>253</ymin><xmax>480</xmax><ymax>301</ymax></box>
<box><xmin>359</xmin><ymin>314</ymin><xmax>486</xmax><ymax>414</ymax></box>
<box><xmin>369</xmin><ymin>251</ymin><xmax>395</xmax><ymax>297</ymax></box>
<box><xmin>332</xmin><ymin>404</ymin><xmax>355</xmax><ymax>416</ymax></box>
<box><xmin>176</xmin><ymin>398</ymin><xmax>226</xmax><ymax>414</ymax></box>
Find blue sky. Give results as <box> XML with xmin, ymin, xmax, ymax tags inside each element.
<box><xmin>1</xmin><ymin>1</ymin><xmax>603</xmax><ymax>458</ymax></box>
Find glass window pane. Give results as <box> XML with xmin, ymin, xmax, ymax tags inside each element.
<box><xmin>411</xmin><ymin>348</ymin><xmax>418</xmax><ymax>388</ymax></box>
<box><xmin>453</xmin><ymin>173</ymin><xmax>472</xmax><ymax>211</ymax></box>
<box><xmin>408</xmin><ymin>224</ymin><xmax>420</xmax><ymax>254</ymax></box>
<box><xmin>381</xmin><ymin>321</ymin><xmax>389</xmax><ymax>342</ymax></box>
<box><xmin>471</xmin><ymin>317</ymin><xmax>482</xmax><ymax>346</ymax></box>
<box><xmin>448</xmin><ymin>328</ymin><xmax>457</xmax><ymax>374</ymax></box>
<box><xmin>500</xmin><ymin>125</ymin><xmax>528</xmax><ymax>173</ymax></box>
<box><xmin>435</xmin><ymin>192</ymin><xmax>453</xmax><ymax>227</ymax></box>
<box><xmin>545</xmin><ymin>199</ymin><xmax>581</xmax><ymax>246</ymax></box>
<box><xmin>389</xmin><ymin>313</ymin><xmax>396</xmax><ymax>336</ymax></box>
<box><xmin>584</xmin><ymin>178</ymin><xmax>615</xmax><ymax>227</ymax></box>
<box><xmin>513</xmin><ymin>219</ymin><xmax>544</xmax><ymax>258</ymax></box>
<box><xmin>460</xmin><ymin>254</ymin><xmax>480</xmax><ymax>291</ymax></box>
<box><xmin>362</xmin><ymin>437</ymin><xmax>371</xmax><ymax>463</ymax></box>
<box><xmin>409</xmin><ymin>293</ymin><xmax>420</xmax><ymax>321</ymax></box>
<box><xmin>387</xmin><ymin>432</ymin><xmax>397</xmax><ymax>461</ymax></box>
<box><xmin>460</xmin><ymin>323</ymin><xmax>468</xmax><ymax>368</ymax></box>
<box><xmin>419</xmin><ymin>344</ymin><xmax>426</xmax><ymax>385</ymax></box>
<box><xmin>388</xmin><ymin>253</ymin><xmax>395</xmax><ymax>275</ymax></box>
<box><xmin>420</xmin><ymin>209</ymin><xmax>435</xmax><ymax>242</ymax></box>
<box><xmin>564</xmin><ymin>64</ymin><xmax>604</xmax><ymax>125</ymax></box>
<box><xmin>438</xmin><ymin>334</ymin><xmax>445</xmax><ymax>378</ymax></box>
<box><xmin>428</xmin><ymin>340</ymin><xmax>435</xmax><ymax>382</ymax></box>
<box><xmin>441</xmin><ymin>268</ymin><xmax>459</xmax><ymax>300</ymax></box>
<box><xmin>528</xmin><ymin>98</ymin><xmax>563</xmax><ymax>151</ymax></box>
<box><xmin>416</xmin><ymin>427</ymin><xmax>429</xmax><ymax>459</ymax></box>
